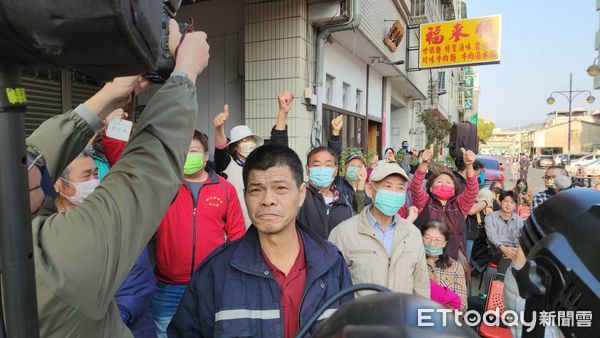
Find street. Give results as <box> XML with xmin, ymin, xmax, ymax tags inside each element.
<box><xmin>501</xmin><ymin>159</ymin><xmax>547</xmax><ymax>195</ymax></box>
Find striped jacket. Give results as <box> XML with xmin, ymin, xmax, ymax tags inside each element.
<box><xmin>167</xmin><ymin>223</ymin><xmax>354</xmax><ymax>337</ymax></box>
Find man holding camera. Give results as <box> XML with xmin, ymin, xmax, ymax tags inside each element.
<box><xmin>26</xmin><ymin>20</ymin><xmax>209</xmax><ymax>337</ymax></box>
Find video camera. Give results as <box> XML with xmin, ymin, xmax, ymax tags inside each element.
<box><xmin>0</xmin><ymin>0</ymin><xmax>187</xmax><ymax>81</ymax></box>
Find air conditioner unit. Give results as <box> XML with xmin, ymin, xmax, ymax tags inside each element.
<box><xmin>308</xmin><ymin>0</ymin><xmax>350</xmax><ymax>28</ymax></box>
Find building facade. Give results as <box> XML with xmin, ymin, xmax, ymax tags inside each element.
<box><xmin>23</xmin><ymin>0</ymin><xmax>471</xmax><ymax>162</ymax></box>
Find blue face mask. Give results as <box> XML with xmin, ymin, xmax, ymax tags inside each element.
<box><xmin>402</xmin><ymin>144</ymin><xmax>409</xmax><ymax>150</ymax></box>
<box><xmin>309</xmin><ymin>167</ymin><xmax>336</xmax><ymax>189</ymax></box>
<box><xmin>374</xmin><ymin>189</ymin><xmax>406</xmax><ymax>216</ymax></box>
<box><xmin>346</xmin><ymin>166</ymin><xmax>359</xmax><ymax>182</ymax></box>
<box><xmin>424</xmin><ymin>243</ymin><xmax>444</xmax><ymax>257</ymax></box>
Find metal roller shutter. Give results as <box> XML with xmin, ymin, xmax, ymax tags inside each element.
<box><xmin>71</xmin><ymin>74</ymin><xmax>101</xmax><ymax>109</ymax></box>
<box><xmin>21</xmin><ymin>71</ymin><xmax>102</xmax><ymax>137</ymax></box>
<box><xmin>22</xmin><ymin>70</ymin><xmax>62</xmax><ymax>136</ymax></box>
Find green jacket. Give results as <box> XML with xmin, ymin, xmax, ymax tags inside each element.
<box><xmin>27</xmin><ymin>76</ymin><xmax>197</xmax><ymax>337</ymax></box>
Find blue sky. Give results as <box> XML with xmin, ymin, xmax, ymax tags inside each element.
<box><xmin>467</xmin><ymin>0</ymin><xmax>599</xmax><ymax>129</ymax></box>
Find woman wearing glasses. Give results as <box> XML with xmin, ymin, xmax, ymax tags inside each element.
<box><xmin>422</xmin><ymin>220</ymin><xmax>467</xmax><ymax>312</ymax></box>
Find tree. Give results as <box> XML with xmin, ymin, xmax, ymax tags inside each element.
<box><xmin>478</xmin><ymin>118</ymin><xmax>495</xmax><ymax>144</ymax></box>
<box><xmin>417</xmin><ymin>111</ymin><xmax>453</xmax><ymax>154</ymax></box>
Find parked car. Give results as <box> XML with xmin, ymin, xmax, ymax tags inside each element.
<box><xmin>554</xmin><ymin>153</ymin><xmax>585</xmax><ymax>166</ymax></box>
<box><xmin>477</xmin><ymin>156</ymin><xmax>504</xmax><ymax>183</ymax></box>
<box><xmin>534</xmin><ymin>155</ymin><xmax>554</xmax><ymax>169</ymax></box>
<box><xmin>586</xmin><ymin>159</ymin><xmax>600</xmax><ymax>177</ymax></box>
<box><xmin>566</xmin><ymin>154</ymin><xmax>600</xmax><ymax>175</ymax></box>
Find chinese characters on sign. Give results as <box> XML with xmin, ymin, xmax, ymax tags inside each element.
<box><xmin>419</xmin><ymin>15</ymin><xmax>501</xmax><ymax>68</ymax></box>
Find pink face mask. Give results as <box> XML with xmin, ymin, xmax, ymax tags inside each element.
<box><xmin>433</xmin><ymin>184</ymin><xmax>455</xmax><ymax>200</ymax></box>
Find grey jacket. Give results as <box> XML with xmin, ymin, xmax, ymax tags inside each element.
<box><xmin>28</xmin><ymin>75</ymin><xmax>198</xmax><ymax>337</ymax></box>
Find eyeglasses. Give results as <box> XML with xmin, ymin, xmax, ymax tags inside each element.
<box><xmin>27</xmin><ymin>152</ymin><xmax>43</xmax><ymax>172</ymax></box>
<box><xmin>423</xmin><ymin>235</ymin><xmax>445</xmax><ymax>245</ymax></box>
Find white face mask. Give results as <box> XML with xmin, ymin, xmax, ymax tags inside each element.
<box><xmin>59</xmin><ymin>178</ymin><xmax>99</xmax><ymax>206</ymax></box>
<box><xmin>238</xmin><ymin>141</ymin><xmax>257</xmax><ymax>159</ymax></box>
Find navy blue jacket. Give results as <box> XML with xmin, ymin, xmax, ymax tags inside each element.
<box><xmin>115</xmin><ymin>248</ymin><xmax>156</xmax><ymax>338</ymax></box>
<box><xmin>167</xmin><ymin>224</ymin><xmax>354</xmax><ymax>337</ymax></box>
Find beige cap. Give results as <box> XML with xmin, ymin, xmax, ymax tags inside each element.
<box><xmin>370</xmin><ymin>161</ymin><xmax>409</xmax><ymax>183</ymax></box>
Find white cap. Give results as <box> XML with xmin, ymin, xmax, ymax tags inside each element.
<box><xmin>228</xmin><ymin>125</ymin><xmax>263</xmax><ymax>145</ymax></box>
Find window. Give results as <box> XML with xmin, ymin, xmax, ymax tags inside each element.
<box><xmin>326</xmin><ymin>74</ymin><xmax>335</xmax><ymax>104</ymax></box>
<box><xmin>437</xmin><ymin>71</ymin><xmax>446</xmax><ymax>91</ymax></box>
<box><xmin>323</xmin><ymin>109</ymin><xmax>363</xmax><ymax>149</ymax></box>
<box><xmin>356</xmin><ymin>89</ymin><xmax>363</xmax><ymax>113</ymax></box>
<box><xmin>411</xmin><ymin>0</ymin><xmax>426</xmax><ymax>17</ymax></box>
<box><xmin>343</xmin><ymin>82</ymin><xmax>350</xmax><ymax>109</ymax></box>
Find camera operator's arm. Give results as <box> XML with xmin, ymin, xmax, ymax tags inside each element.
<box><xmin>33</xmin><ymin>22</ymin><xmax>210</xmax><ymax>317</ymax></box>
<box><xmin>26</xmin><ymin>78</ymin><xmax>149</xmax><ymax>179</ymax></box>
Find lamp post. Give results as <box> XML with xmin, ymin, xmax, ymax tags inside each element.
<box><xmin>546</xmin><ymin>73</ymin><xmax>595</xmax><ymax>164</ymax></box>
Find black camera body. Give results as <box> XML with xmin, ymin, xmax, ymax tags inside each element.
<box><xmin>143</xmin><ymin>13</ymin><xmax>191</xmax><ymax>84</ymax></box>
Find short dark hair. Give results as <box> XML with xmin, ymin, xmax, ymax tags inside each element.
<box><xmin>547</xmin><ymin>166</ymin><xmax>568</xmax><ymax>177</ymax></box>
<box><xmin>421</xmin><ymin>220</ymin><xmax>452</xmax><ymax>269</ymax></box>
<box><xmin>384</xmin><ymin>147</ymin><xmax>395</xmax><ymax>154</ymax></box>
<box><xmin>402</xmin><ymin>140</ymin><xmax>408</xmax><ymax>145</ymax></box>
<box><xmin>499</xmin><ymin>190</ymin><xmax>517</xmax><ymax>203</ymax></box>
<box><xmin>425</xmin><ymin>171</ymin><xmax>461</xmax><ymax>197</ymax></box>
<box><xmin>243</xmin><ymin>144</ymin><xmax>304</xmax><ymax>189</ymax></box>
<box><xmin>306</xmin><ymin>146</ymin><xmax>338</xmax><ymax>166</ymax></box>
<box><xmin>192</xmin><ymin>130</ymin><xmax>209</xmax><ymax>152</ymax></box>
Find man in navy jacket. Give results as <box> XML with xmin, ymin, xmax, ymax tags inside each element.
<box><xmin>168</xmin><ymin>144</ymin><xmax>354</xmax><ymax>337</ymax></box>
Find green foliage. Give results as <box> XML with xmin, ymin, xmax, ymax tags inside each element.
<box><xmin>339</xmin><ymin>147</ymin><xmax>364</xmax><ymax>168</ymax></box>
<box><xmin>477</xmin><ymin>118</ymin><xmax>495</xmax><ymax>144</ymax></box>
<box><xmin>418</xmin><ymin>111</ymin><xmax>453</xmax><ymax>154</ymax></box>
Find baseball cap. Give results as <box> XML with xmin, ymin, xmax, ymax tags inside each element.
<box><xmin>345</xmin><ymin>153</ymin><xmax>367</xmax><ymax>167</ymax></box>
<box><xmin>370</xmin><ymin>161</ymin><xmax>409</xmax><ymax>183</ymax></box>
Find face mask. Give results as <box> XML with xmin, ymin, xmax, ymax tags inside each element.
<box><xmin>374</xmin><ymin>189</ymin><xmax>406</xmax><ymax>216</ymax></box>
<box><xmin>184</xmin><ymin>153</ymin><xmax>204</xmax><ymax>175</ymax></box>
<box><xmin>517</xmin><ymin>185</ymin><xmax>526</xmax><ymax>191</ymax></box>
<box><xmin>60</xmin><ymin>178</ymin><xmax>99</xmax><ymax>206</ymax></box>
<box><xmin>418</xmin><ymin>158</ymin><xmax>423</xmax><ymax>164</ymax></box>
<box><xmin>402</xmin><ymin>145</ymin><xmax>409</xmax><ymax>150</ymax></box>
<box><xmin>424</xmin><ymin>243</ymin><xmax>444</xmax><ymax>257</ymax></box>
<box><xmin>309</xmin><ymin>167</ymin><xmax>336</xmax><ymax>189</ymax></box>
<box><xmin>432</xmin><ymin>184</ymin><xmax>455</xmax><ymax>200</ymax></box>
<box><xmin>238</xmin><ymin>141</ymin><xmax>257</xmax><ymax>159</ymax></box>
<box><xmin>346</xmin><ymin>166</ymin><xmax>360</xmax><ymax>182</ymax></box>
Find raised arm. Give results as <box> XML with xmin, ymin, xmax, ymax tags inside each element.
<box><xmin>34</xmin><ymin>22</ymin><xmax>210</xmax><ymax>316</ymax></box>
<box><xmin>328</xmin><ymin>115</ymin><xmax>343</xmax><ymax>155</ymax></box>
<box><xmin>410</xmin><ymin>144</ymin><xmax>434</xmax><ymax>213</ymax></box>
<box><xmin>270</xmin><ymin>90</ymin><xmax>292</xmax><ymax>147</ymax></box>
<box><xmin>456</xmin><ymin>148</ymin><xmax>478</xmax><ymax>217</ymax></box>
<box><xmin>213</xmin><ymin>104</ymin><xmax>232</xmax><ymax>172</ymax></box>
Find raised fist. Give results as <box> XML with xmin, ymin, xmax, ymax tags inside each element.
<box><xmin>331</xmin><ymin>115</ymin><xmax>343</xmax><ymax>136</ymax></box>
<box><xmin>462</xmin><ymin>147</ymin><xmax>476</xmax><ymax>166</ymax></box>
<box><xmin>278</xmin><ymin>91</ymin><xmax>293</xmax><ymax>115</ymax></box>
<box><xmin>421</xmin><ymin>144</ymin><xmax>435</xmax><ymax>164</ymax></box>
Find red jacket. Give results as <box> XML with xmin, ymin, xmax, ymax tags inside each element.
<box><xmin>155</xmin><ymin>168</ymin><xmax>246</xmax><ymax>284</ymax></box>
<box><xmin>101</xmin><ymin>132</ymin><xmax>246</xmax><ymax>284</ymax></box>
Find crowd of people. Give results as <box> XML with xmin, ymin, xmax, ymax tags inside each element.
<box><xmin>20</xmin><ymin>19</ymin><xmax>600</xmax><ymax>338</ymax></box>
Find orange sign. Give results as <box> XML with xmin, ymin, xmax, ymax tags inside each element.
<box><xmin>419</xmin><ymin>15</ymin><xmax>501</xmax><ymax>68</ymax></box>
